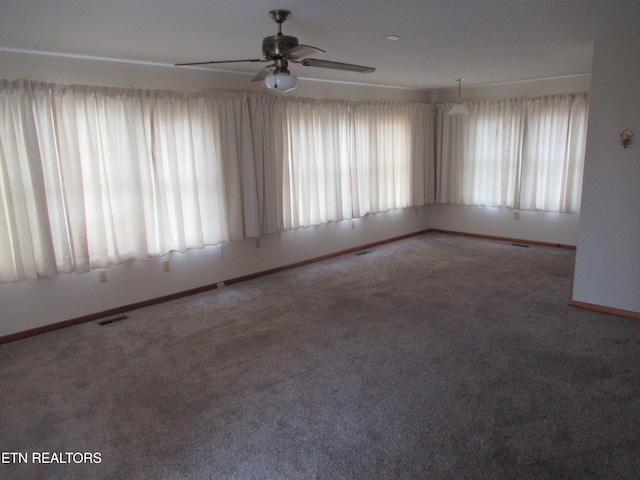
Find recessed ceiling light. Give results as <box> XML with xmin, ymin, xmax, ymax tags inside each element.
<box><xmin>386</xmin><ymin>35</ymin><xmax>401</xmax><ymax>41</ymax></box>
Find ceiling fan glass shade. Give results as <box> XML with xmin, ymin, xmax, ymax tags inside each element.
<box><xmin>448</xmin><ymin>102</ymin><xmax>470</xmax><ymax>115</ymax></box>
<box><xmin>265</xmin><ymin>71</ymin><xmax>297</xmax><ymax>93</ymax></box>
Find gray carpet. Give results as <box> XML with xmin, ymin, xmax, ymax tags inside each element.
<box><xmin>1</xmin><ymin>232</ymin><xmax>638</xmax><ymax>479</ymax></box>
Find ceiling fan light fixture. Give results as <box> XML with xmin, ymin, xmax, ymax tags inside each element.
<box><xmin>448</xmin><ymin>78</ymin><xmax>470</xmax><ymax>115</ymax></box>
<box><xmin>265</xmin><ymin>71</ymin><xmax>297</xmax><ymax>93</ymax></box>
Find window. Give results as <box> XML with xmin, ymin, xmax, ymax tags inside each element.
<box><xmin>0</xmin><ymin>81</ymin><xmax>255</xmax><ymax>282</ymax></box>
<box><xmin>436</xmin><ymin>93</ymin><xmax>588</xmax><ymax>213</ymax></box>
<box><xmin>282</xmin><ymin>99</ymin><xmax>434</xmax><ymax>229</ymax></box>
<box><xmin>0</xmin><ymin>81</ymin><xmax>434</xmax><ymax>283</ymax></box>
<box><xmin>0</xmin><ymin>79</ymin><xmax>587</xmax><ymax>284</ymax></box>
<box><xmin>519</xmin><ymin>94</ymin><xmax>589</xmax><ymax>212</ymax></box>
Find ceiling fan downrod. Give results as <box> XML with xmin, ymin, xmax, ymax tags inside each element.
<box><xmin>269</xmin><ymin>9</ymin><xmax>291</xmax><ymax>34</ymax></box>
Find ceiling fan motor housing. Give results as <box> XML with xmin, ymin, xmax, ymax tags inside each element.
<box><xmin>262</xmin><ymin>35</ymin><xmax>299</xmax><ymax>59</ymax></box>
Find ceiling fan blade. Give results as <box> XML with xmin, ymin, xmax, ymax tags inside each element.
<box><xmin>282</xmin><ymin>44</ymin><xmax>326</xmax><ymax>60</ymax></box>
<box><xmin>175</xmin><ymin>59</ymin><xmax>267</xmax><ymax>66</ymax></box>
<box><xmin>301</xmin><ymin>58</ymin><xmax>375</xmax><ymax>73</ymax></box>
<box><xmin>251</xmin><ymin>65</ymin><xmax>275</xmax><ymax>82</ymax></box>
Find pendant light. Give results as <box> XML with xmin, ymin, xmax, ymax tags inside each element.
<box><xmin>448</xmin><ymin>78</ymin><xmax>470</xmax><ymax>115</ymax></box>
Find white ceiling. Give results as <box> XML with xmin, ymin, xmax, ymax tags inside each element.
<box><xmin>1</xmin><ymin>0</ymin><xmax>639</xmax><ymax>91</ymax></box>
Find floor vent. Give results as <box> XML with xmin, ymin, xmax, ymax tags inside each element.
<box><xmin>98</xmin><ymin>315</ymin><xmax>129</xmax><ymax>326</ymax></box>
<box><xmin>511</xmin><ymin>243</ymin><xmax>530</xmax><ymax>248</ymax></box>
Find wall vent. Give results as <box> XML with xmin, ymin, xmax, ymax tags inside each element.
<box><xmin>511</xmin><ymin>243</ymin><xmax>530</xmax><ymax>248</ymax></box>
<box><xmin>98</xmin><ymin>315</ymin><xmax>129</xmax><ymax>326</ymax></box>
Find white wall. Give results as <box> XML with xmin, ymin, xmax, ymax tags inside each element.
<box><xmin>0</xmin><ymin>51</ymin><xmax>589</xmax><ymax>338</ymax></box>
<box><xmin>433</xmin><ymin>74</ymin><xmax>591</xmax><ymax>102</ymax></box>
<box><xmin>572</xmin><ymin>34</ymin><xmax>640</xmax><ymax>314</ymax></box>
<box><xmin>430</xmin><ymin>205</ymin><xmax>579</xmax><ymax>246</ymax></box>
<box><xmin>0</xmin><ymin>207</ymin><xmax>429</xmax><ymax>337</ymax></box>
<box><xmin>0</xmin><ymin>50</ymin><xmax>432</xmax><ymax>103</ymax></box>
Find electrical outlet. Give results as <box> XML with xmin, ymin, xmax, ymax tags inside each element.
<box><xmin>216</xmin><ymin>281</ymin><xmax>226</xmax><ymax>289</ymax></box>
<box><xmin>98</xmin><ymin>270</ymin><xmax>107</xmax><ymax>283</ymax></box>
<box><xmin>163</xmin><ymin>260</ymin><xmax>171</xmax><ymax>272</ymax></box>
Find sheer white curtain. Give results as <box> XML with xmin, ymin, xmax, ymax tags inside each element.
<box><xmin>283</xmin><ymin>99</ymin><xmax>434</xmax><ymax>229</ymax></box>
<box><xmin>353</xmin><ymin>102</ymin><xmax>434</xmax><ymax>213</ymax></box>
<box><xmin>247</xmin><ymin>94</ymin><xmax>285</xmax><ymax>234</ymax></box>
<box><xmin>0</xmin><ymin>80</ymin><xmax>272</xmax><ymax>282</ymax></box>
<box><xmin>1</xmin><ymin>79</ymin><xmax>435</xmax><ymax>283</ymax></box>
<box><xmin>1</xmin><ymin>81</ymin><xmax>58</xmax><ymax>281</ymax></box>
<box><xmin>520</xmin><ymin>94</ymin><xmax>588</xmax><ymax>212</ymax></box>
<box><xmin>282</xmin><ymin>98</ymin><xmax>355</xmax><ymax>228</ymax></box>
<box><xmin>436</xmin><ymin>93</ymin><xmax>588</xmax><ymax>213</ymax></box>
<box><xmin>437</xmin><ymin>98</ymin><xmax>525</xmax><ymax>208</ymax></box>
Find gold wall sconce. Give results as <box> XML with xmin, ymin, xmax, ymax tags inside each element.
<box><xmin>620</xmin><ymin>129</ymin><xmax>634</xmax><ymax>148</ymax></box>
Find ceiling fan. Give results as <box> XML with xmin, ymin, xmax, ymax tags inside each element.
<box><xmin>175</xmin><ymin>9</ymin><xmax>376</xmax><ymax>93</ymax></box>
